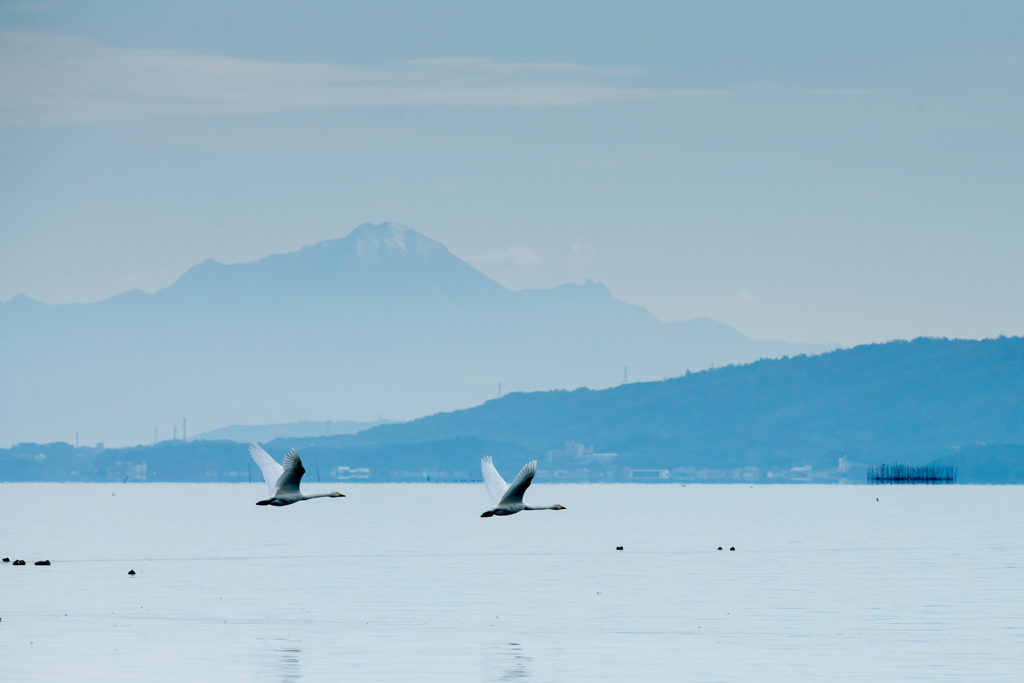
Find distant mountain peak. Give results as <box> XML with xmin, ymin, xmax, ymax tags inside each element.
<box><xmin>1</xmin><ymin>218</ymin><xmax>839</xmax><ymax>448</ymax></box>
<box><xmin>345</xmin><ymin>222</ymin><xmax>448</xmax><ymax>262</ymax></box>
<box><xmin>161</xmin><ymin>221</ymin><xmax>502</xmax><ymax>304</ymax></box>
<box><xmin>352</xmin><ymin>221</ymin><xmax>412</xmax><ymax>248</ymax></box>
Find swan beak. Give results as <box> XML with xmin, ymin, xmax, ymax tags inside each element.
<box><xmin>558</xmin><ymin>505</ymin><xmax>566</xmax><ymax>509</ymax></box>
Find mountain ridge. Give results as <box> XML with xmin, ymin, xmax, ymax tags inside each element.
<box><xmin>0</xmin><ymin>222</ymin><xmax>834</xmax><ymax>447</ymax></box>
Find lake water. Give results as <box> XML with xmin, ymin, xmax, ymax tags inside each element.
<box><xmin>1</xmin><ymin>483</ymin><xmax>1022</xmax><ymax>681</ymax></box>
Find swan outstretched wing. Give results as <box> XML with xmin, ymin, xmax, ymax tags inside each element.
<box><xmin>276</xmin><ymin>449</ymin><xmax>305</xmax><ymax>495</ymax></box>
<box><xmin>499</xmin><ymin>460</ymin><xmax>536</xmax><ymax>506</ymax></box>
<box><xmin>481</xmin><ymin>456</ymin><xmax>508</xmax><ymax>505</ymax></box>
<box><xmin>249</xmin><ymin>443</ymin><xmax>284</xmax><ymax>496</ymax></box>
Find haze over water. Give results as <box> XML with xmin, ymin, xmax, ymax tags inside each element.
<box><xmin>2</xmin><ymin>483</ymin><xmax>1022</xmax><ymax>681</ymax></box>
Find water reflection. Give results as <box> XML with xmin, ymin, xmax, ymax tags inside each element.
<box><xmin>483</xmin><ymin>641</ymin><xmax>532</xmax><ymax>681</ymax></box>
<box><xmin>259</xmin><ymin>638</ymin><xmax>301</xmax><ymax>682</ymax></box>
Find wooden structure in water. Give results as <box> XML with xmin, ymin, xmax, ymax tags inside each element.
<box><xmin>868</xmin><ymin>463</ymin><xmax>957</xmax><ymax>484</ymax></box>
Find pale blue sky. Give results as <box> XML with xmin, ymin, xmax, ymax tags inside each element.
<box><xmin>2</xmin><ymin>1</ymin><xmax>1023</xmax><ymax>344</ymax></box>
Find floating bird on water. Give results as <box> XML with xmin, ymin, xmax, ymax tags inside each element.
<box><xmin>479</xmin><ymin>457</ymin><xmax>565</xmax><ymax>517</ymax></box>
<box><xmin>249</xmin><ymin>443</ymin><xmax>344</xmax><ymax>507</ymax></box>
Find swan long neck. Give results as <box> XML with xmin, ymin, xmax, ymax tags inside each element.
<box><xmin>524</xmin><ymin>504</ymin><xmax>564</xmax><ymax>511</ymax></box>
<box><xmin>302</xmin><ymin>492</ymin><xmax>340</xmax><ymax>500</ymax></box>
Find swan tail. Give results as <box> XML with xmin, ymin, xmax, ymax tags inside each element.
<box><xmin>256</xmin><ymin>499</ymin><xmax>273</xmax><ymax>506</ymax></box>
<box><xmin>480</xmin><ymin>510</ymin><xmax>495</xmax><ymax>518</ymax></box>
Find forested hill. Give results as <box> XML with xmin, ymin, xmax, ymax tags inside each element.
<box><xmin>3</xmin><ymin>336</ymin><xmax>1023</xmax><ymax>483</ymax></box>
<box><xmin>337</xmin><ymin>335</ymin><xmax>1024</xmax><ymax>469</ymax></box>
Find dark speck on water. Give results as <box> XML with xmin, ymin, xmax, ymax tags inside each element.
<box><xmin>2</xmin><ymin>557</ymin><xmax>8</xmax><ymax>563</ymax></box>
<box><xmin>717</xmin><ymin>547</ymin><xmax>722</xmax><ymax>550</ymax></box>
<box><xmin>730</xmin><ymin>547</ymin><xmax>735</xmax><ymax>551</ymax></box>
<box><xmin>128</xmin><ymin>570</ymin><xmax>136</xmax><ymax>576</ymax></box>
<box><xmin>35</xmin><ymin>560</ymin><xmax>51</xmax><ymax>566</ymax></box>
<box><xmin>616</xmin><ymin>546</ymin><xmax>623</xmax><ymax>550</ymax></box>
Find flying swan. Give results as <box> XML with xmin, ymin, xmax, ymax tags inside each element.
<box><xmin>480</xmin><ymin>456</ymin><xmax>565</xmax><ymax>517</ymax></box>
<box><xmin>249</xmin><ymin>443</ymin><xmax>345</xmax><ymax>506</ymax></box>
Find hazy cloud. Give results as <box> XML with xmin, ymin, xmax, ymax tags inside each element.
<box><xmin>570</xmin><ymin>239</ymin><xmax>598</xmax><ymax>257</ymax></box>
<box><xmin>0</xmin><ymin>31</ymin><xmax>714</xmax><ymax>125</ymax></box>
<box><xmin>563</xmin><ymin>239</ymin><xmax>601</xmax><ymax>268</ymax></box>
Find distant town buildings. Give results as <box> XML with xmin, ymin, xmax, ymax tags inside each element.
<box><xmin>107</xmin><ymin>460</ymin><xmax>146</xmax><ymax>482</ymax></box>
<box><xmin>629</xmin><ymin>469</ymin><xmax>670</xmax><ymax>480</ymax></box>
<box><xmin>332</xmin><ymin>466</ymin><xmax>370</xmax><ymax>480</ymax></box>
<box><xmin>546</xmin><ymin>441</ymin><xmax>617</xmax><ymax>465</ymax></box>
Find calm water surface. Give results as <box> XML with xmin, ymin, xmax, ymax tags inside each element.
<box><xmin>1</xmin><ymin>483</ymin><xmax>1022</xmax><ymax>681</ymax></box>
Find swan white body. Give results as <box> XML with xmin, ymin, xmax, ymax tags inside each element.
<box><xmin>249</xmin><ymin>443</ymin><xmax>344</xmax><ymax>506</ymax></box>
<box><xmin>480</xmin><ymin>457</ymin><xmax>566</xmax><ymax>517</ymax></box>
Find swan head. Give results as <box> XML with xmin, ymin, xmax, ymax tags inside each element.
<box><xmin>555</xmin><ymin>504</ymin><xmax>566</xmax><ymax>510</ymax></box>
<box><xmin>331</xmin><ymin>492</ymin><xmax>345</xmax><ymax>497</ymax></box>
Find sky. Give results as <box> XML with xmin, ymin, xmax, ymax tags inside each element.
<box><xmin>1</xmin><ymin>0</ymin><xmax>1022</xmax><ymax>346</ymax></box>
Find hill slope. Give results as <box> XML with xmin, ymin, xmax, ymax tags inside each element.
<box><xmin>189</xmin><ymin>419</ymin><xmax>390</xmax><ymax>443</ymax></box>
<box><xmin>343</xmin><ymin>336</ymin><xmax>1024</xmax><ymax>464</ymax></box>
